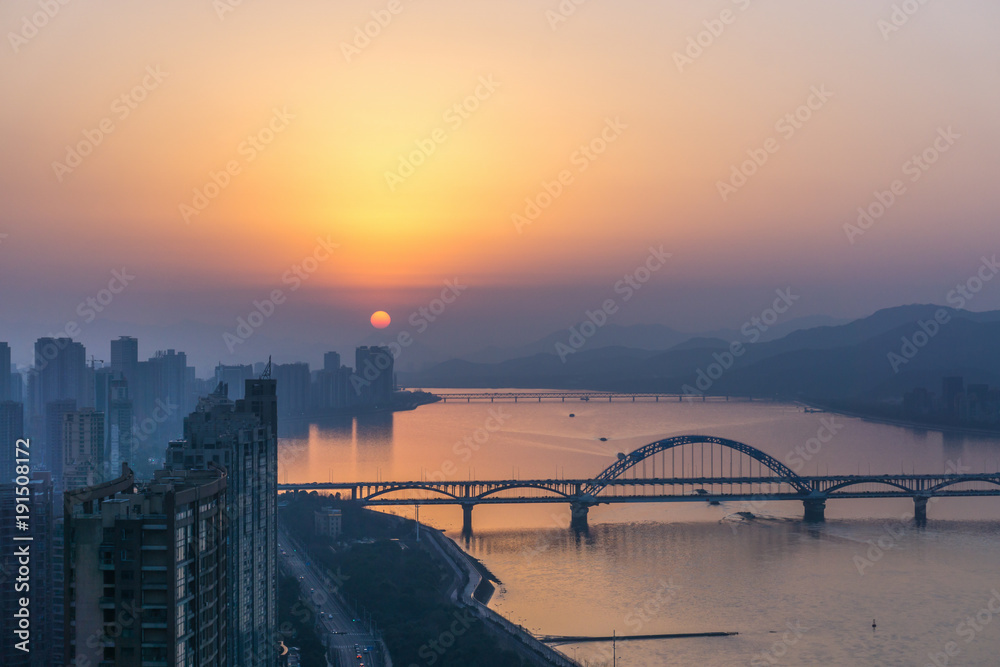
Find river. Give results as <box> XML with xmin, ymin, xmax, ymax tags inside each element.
<box><xmin>278</xmin><ymin>394</ymin><xmax>1000</xmax><ymax>666</ymax></box>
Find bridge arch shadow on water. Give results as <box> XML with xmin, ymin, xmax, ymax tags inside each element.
<box><xmin>278</xmin><ymin>434</ymin><xmax>1000</xmax><ymax>534</ymax></box>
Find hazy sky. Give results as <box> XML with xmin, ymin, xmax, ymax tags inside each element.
<box><xmin>2</xmin><ymin>0</ymin><xmax>999</xmax><ymax>372</ymax></box>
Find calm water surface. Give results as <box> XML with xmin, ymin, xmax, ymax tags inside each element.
<box><xmin>279</xmin><ymin>395</ymin><xmax>1000</xmax><ymax>666</ymax></box>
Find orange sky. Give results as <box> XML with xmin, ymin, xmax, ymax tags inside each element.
<box><xmin>2</xmin><ymin>0</ymin><xmax>999</xmax><ymax>369</ymax></box>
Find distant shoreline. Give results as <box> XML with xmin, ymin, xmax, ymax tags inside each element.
<box><xmin>797</xmin><ymin>399</ymin><xmax>1000</xmax><ymax>438</ymax></box>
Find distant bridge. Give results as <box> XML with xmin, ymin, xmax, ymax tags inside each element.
<box><xmin>279</xmin><ymin>435</ymin><xmax>1000</xmax><ymax>532</ymax></box>
<box><xmin>432</xmin><ymin>392</ymin><xmax>745</xmax><ymax>403</ymax></box>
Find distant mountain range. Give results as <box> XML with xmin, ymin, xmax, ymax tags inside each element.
<box><xmin>457</xmin><ymin>315</ymin><xmax>847</xmax><ymax>365</ymax></box>
<box><xmin>401</xmin><ymin>305</ymin><xmax>1000</xmax><ymax>400</ymax></box>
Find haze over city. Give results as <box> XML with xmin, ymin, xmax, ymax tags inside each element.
<box><xmin>4</xmin><ymin>0</ymin><xmax>1000</xmax><ymax>373</ymax></box>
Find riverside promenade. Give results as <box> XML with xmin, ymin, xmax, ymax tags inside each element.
<box><xmin>421</xmin><ymin>527</ymin><xmax>580</xmax><ymax>667</ymax></box>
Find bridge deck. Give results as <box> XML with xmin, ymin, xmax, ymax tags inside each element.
<box><xmin>279</xmin><ymin>473</ymin><xmax>1000</xmax><ymax>504</ymax></box>
<box><xmin>433</xmin><ymin>392</ymin><xmax>741</xmax><ymax>402</ymax></box>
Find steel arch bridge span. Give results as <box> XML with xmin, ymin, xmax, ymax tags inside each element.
<box><xmin>927</xmin><ymin>475</ymin><xmax>1000</xmax><ymax>494</ymax></box>
<box><xmin>582</xmin><ymin>435</ymin><xmax>812</xmax><ymax>497</ymax></box>
<box><xmin>820</xmin><ymin>479</ymin><xmax>918</xmax><ymax>496</ymax></box>
<box><xmin>476</xmin><ymin>483</ymin><xmax>572</xmax><ymax>501</ymax></box>
<box><xmin>361</xmin><ymin>482</ymin><xmax>573</xmax><ymax>503</ymax></box>
<box><xmin>364</xmin><ymin>484</ymin><xmax>462</xmax><ymax>502</ymax></box>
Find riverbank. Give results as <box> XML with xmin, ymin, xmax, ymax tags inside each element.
<box><xmin>423</xmin><ymin>527</ymin><xmax>580</xmax><ymax>667</ymax></box>
<box><xmin>279</xmin><ymin>493</ymin><xmax>572</xmax><ymax>666</ymax></box>
<box><xmin>797</xmin><ymin>399</ymin><xmax>1000</xmax><ymax>437</ymax></box>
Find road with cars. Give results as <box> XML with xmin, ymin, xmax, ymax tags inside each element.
<box><xmin>278</xmin><ymin>529</ymin><xmax>383</xmax><ymax>667</ymax></box>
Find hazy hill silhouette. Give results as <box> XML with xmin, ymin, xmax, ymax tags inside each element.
<box><xmin>404</xmin><ymin>305</ymin><xmax>1000</xmax><ymax>399</ymax></box>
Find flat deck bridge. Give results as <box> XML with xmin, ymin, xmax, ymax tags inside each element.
<box><xmin>432</xmin><ymin>392</ymin><xmax>741</xmax><ymax>403</ymax></box>
<box><xmin>279</xmin><ymin>435</ymin><xmax>1000</xmax><ymax>532</ymax></box>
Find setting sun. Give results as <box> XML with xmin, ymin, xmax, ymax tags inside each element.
<box><xmin>370</xmin><ymin>310</ymin><xmax>391</xmax><ymax>329</ymax></box>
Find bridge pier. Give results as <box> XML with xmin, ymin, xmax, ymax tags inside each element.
<box><xmin>913</xmin><ymin>496</ymin><xmax>929</xmax><ymax>523</ymax></box>
<box><xmin>570</xmin><ymin>502</ymin><xmax>590</xmax><ymax>532</ymax></box>
<box><xmin>462</xmin><ymin>504</ymin><xmax>475</xmax><ymax>536</ymax></box>
<box><xmin>803</xmin><ymin>497</ymin><xmax>826</xmax><ymax>522</ymax></box>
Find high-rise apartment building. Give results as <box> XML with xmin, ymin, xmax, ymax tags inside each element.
<box><xmin>273</xmin><ymin>362</ymin><xmax>310</xmax><ymax>419</ymax></box>
<box><xmin>323</xmin><ymin>351</ymin><xmax>340</xmax><ymax>373</ymax></box>
<box><xmin>0</xmin><ymin>400</ymin><xmax>24</xmax><ymax>483</ymax></box>
<box><xmin>107</xmin><ymin>378</ymin><xmax>133</xmax><ymax>473</ymax></box>
<box><xmin>29</xmin><ymin>337</ymin><xmax>88</xmax><ymax>485</ymax></box>
<box><xmin>64</xmin><ymin>464</ymin><xmax>228</xmax><ymax>666</ymax></box>
<box><xmin>0</xmin><ymin>341</ymin><xmax>11</xmax><ymax>403</ymax></box>
<box><xmin>31</xmin><ymin>337</ymin><xmax>88</xmax><ymax>413</ymax></box>
<box><xmin>45</xmin><ymin>398</ymin><xmax>77</xmax><ymax>489</ymax></box>
<box><xmin>62</xmin><ymin>408</ymin><xmax>107</xmax><ymax>491</ymax></box>
<box><xmin>355</xmin><ymin>345</ymin><xmax>394</xmax><ymax>407</ymax></box>
<box><xmin>11</xmin><ymin>370</ymin><xmax>24</xmax><ymax>404</ymax></box>
<box><xmin>110</xmin><ymin>336</ymin><xmax>139</xmax><ymax>381</ymax></box>
<box><xmin>166</xmin><ymin>377</ymin><xmax>277</xmax><ymax>667</ymax></box>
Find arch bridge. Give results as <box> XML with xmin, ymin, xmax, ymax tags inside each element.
<box><xmin>279</xmin><ymin>435</ymin><xmax>1000</xmax><ymax>533</ymax></box>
